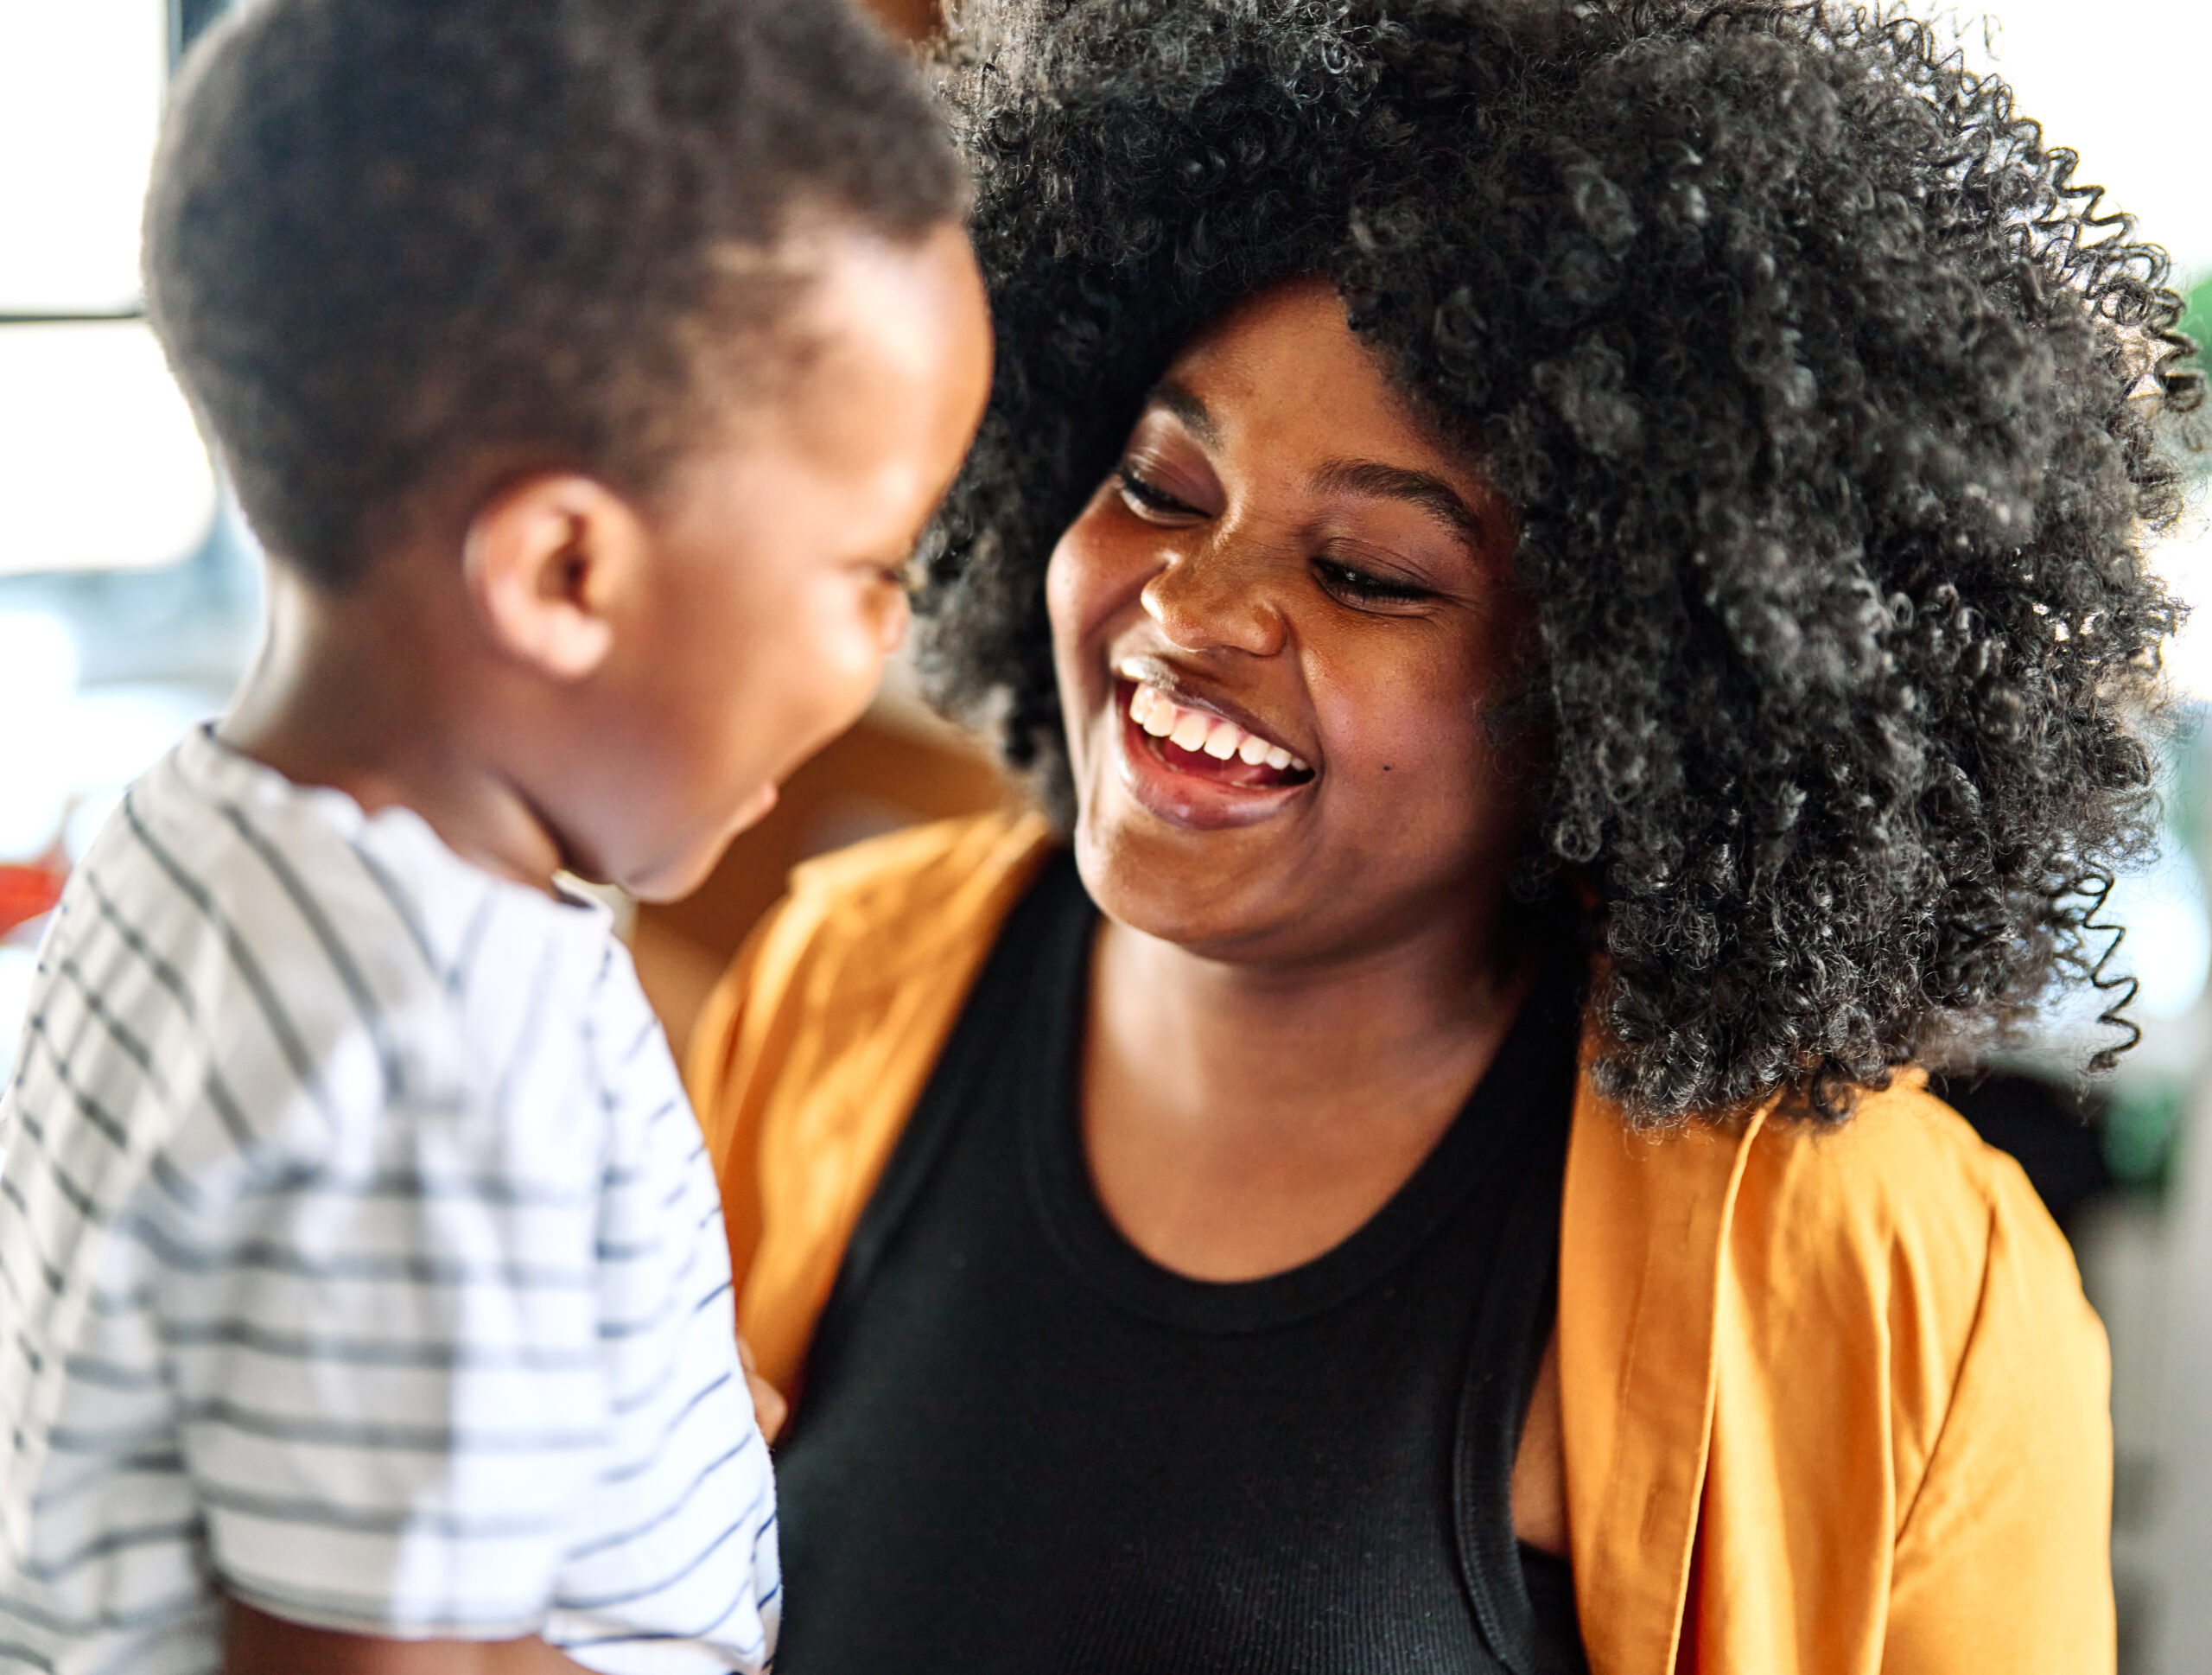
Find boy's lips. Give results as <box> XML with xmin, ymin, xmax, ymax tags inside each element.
<box><xmin>1108</xmin><ymin>670</ymin><xmax>1318</xmax><ymax>830</ymax></box>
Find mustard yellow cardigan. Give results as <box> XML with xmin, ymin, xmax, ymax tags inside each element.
<box><xmin>687</xmin><ymin>812</ymin><xmax>2114</xmax><ymax>1675</ymax></box>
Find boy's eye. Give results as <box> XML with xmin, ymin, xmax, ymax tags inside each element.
<box><xmin>1313</xmin><ymin>555</ymin><xmax>1433</xmax><ymax>610</ymax></box>
<box><xmin>855</xmin><ymin>555</ymin><xmax>914</xmax><ymax>591</ymax></box>
<box><xmin>1115</xmin><ymin>463</ymin><xmax>1203</xmax><ymax>522</ymax></box>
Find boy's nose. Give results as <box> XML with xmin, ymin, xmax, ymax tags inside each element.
<box><xmin>878</xmin><ymin>588</ymin><xmax>912</xmax><ymax>655</ymax></box>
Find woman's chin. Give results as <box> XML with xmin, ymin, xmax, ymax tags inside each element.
<box><xmin>1073</xmin><ymin>733</ymin><xmax>1323</xmax><ymax>955</ymax></box>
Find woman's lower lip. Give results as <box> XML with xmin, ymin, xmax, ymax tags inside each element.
<box><xmin>1110</xmin><ymin>699</ymin><xmax>1314</xmax><ymax>831</ymax></box>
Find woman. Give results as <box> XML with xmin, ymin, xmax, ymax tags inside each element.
<box><xmin>690</xmin><ymin>3</ymin><xmax>2192</xmax><ymax>1670</ymax></box>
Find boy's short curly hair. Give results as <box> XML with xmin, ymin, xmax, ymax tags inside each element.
<box><xmin>144</xmin><ymin>0</ymin><xmax>963</xmax><ymax>585</ymax></box>
<box><xmin>918</xmin><ymin>0</ymin><xmax>2196</xmax><ymax>1120</ymax></box>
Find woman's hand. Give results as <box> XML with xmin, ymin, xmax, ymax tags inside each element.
<box><xmin>224</xmin><ymin>1599</ymin><xmax>590</xmax><ymax>1673</ymax></box>
<box><xmin>740</xmin><ymin>1334</ymin><xmax>789</xmax><ymax>1443</ymax></box>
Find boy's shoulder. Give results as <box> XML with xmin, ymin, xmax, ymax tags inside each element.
<box><xmin>49</xmin><ymin>728</ymin><xmax>627</xmax><ymax>1176</ymax></box>
<box><xmin>3</xmin><ymin>730</ymin><xmax>757</xmax><ymax>1658</ymax></box>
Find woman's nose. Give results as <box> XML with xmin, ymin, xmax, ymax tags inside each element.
<box><xmin>1139</xmin><ymin>538</ymin><xmax>1287</xmax><ymax>658</ymax></box>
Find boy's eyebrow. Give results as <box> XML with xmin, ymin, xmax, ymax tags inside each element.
<box><xmin>1311</xmin><ymin>458</ymin><xmax>1485</xmax><ymax>546</ymax></box>
<box><xmin>1146</xmin><ymin>380</ymin><xmax>1220</xmax><ymax>445</ymax></box>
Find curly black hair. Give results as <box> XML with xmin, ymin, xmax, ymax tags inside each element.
<box><xmin>918</xmin><ymin>0</ymin><xmax>2197</xmax><ymax>1121</ymax></box>
<box><xmin>144</xmin><ymin>0</ymin><xmax>963</xmax><ymax>585</ymax></box>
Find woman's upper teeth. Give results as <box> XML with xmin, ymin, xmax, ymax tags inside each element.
<box><xmin>1128</xmin><ymin>683</ymin><xmax>1307</xmax><ymax>773</ymax></box>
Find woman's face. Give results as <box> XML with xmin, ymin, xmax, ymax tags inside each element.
<box><xmin>1048</xmin><ymin>277</ymin><xmax>1535</xmax><ymax>965</ymax></box>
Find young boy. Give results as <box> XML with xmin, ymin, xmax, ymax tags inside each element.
<box><xmin>0</xmin><ymin>0</ymin><xmax>989</xmax><ymax>1670</ymax></box>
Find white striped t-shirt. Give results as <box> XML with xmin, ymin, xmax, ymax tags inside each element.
<box><xmin>0</xmin><ymin>727</ymin><xmax>778</xmax><ymax>1675</ymax></box>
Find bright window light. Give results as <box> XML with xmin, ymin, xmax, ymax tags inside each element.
<box><xmin>0</xmin><ymin>322</ymin><xmax>217</xmax><ymax>574</ymax></box>
<box><xmin>1962</xmin><ymin>2</ymin><xmax>2212</xmax><ymax>281</ymax></box>
<box><xmin>1959</xmin><ymin>3</ymin><xmax>2212</xmax><ymax>704</ymax></box>
<box><xmin>0</xmin><ymin>610</ymin><xmax>80</xmax><ymax>860</ymax></box>
<box><xmin>2107</xmin><ymin>843</ymin><xmax>2212</xmax><ymax>1021</ymax></box>
<box><xmin>0</xmin><ymin>0</ymin><xmax>168</xmax><ymax>315</ymax></box>
<box><xmin>2151</xmin><ymin>509</ymin><xmax>2212</xmax><ymax>704</ymax></box>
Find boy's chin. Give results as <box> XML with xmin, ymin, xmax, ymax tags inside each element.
<box><xmin>725</xmin><ymin>780</ymin><xmax>783</xmax><ymax>838</ymax></box>
<box><xmin>620</xmin><ymin>783</ymin><xmax>782</xmax><ymax>905</ymax></box>
<box><xmin>619</xmin><ymin>844</ymin><xmax>723</xmax><ymax>907</ymax></box>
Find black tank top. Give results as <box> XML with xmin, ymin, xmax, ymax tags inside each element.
<box><xmin>772</xmin><ymin>853</ymin><xmax>1590</xmax><ymax>1675</ymax></box>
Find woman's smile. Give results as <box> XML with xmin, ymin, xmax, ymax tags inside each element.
<box><xmin>1126</xmin><ymin>678</ymin><xmax>1311</xmax><ymax>780</ymax></box>
<box><xmin>1111</xmin><ymin>667</ymin><xmax>1316</xmax><ymax>831</ymax></box>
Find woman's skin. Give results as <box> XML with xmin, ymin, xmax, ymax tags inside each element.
<box><xmin>1048</xmin><ymin>276</ymin><xmax>1568</xmax><ymax>1554</ymax></box>
<box><xmin>223</xmin><ymin>1608</ymin><xmax>585</xmax><ymax>1675</ymax></box>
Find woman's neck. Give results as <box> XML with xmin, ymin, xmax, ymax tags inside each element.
<box><xmin>1080</xmin><ymin>900</ymin><xmax>1535</xmax><ymax>1282</ymax></box>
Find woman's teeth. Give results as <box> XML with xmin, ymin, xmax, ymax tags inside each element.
<box><xmin>1128</xmin><ymin>684</ymin><xmax>1307</xmax><ymax>774</ymax></box>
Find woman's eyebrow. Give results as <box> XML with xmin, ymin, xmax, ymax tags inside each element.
<box><xmin>1311</xmin><ymin>458</ymin><xmax>1484</xmax><ymax>545</ymax></box>
<box><xmin>1146</xmin><ymin>380</ymin><xmax>1220</xmax><ymax>445</ymax></box>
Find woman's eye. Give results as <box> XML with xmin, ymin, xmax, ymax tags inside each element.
<box><xmin>1314</xmin><ymin>556</ymin><xmax>1432</xmax><ymax>608</ymax></box>
<box><xmin>1115</xmin><ymin>464</ymin><xmax>1202</xmax><ymax>521</ymax></box>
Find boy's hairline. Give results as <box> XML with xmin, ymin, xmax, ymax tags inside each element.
<box><xmin>255</xmin><ymin>206</ymin><xmax>971</xmax><ymax>591</ymax></box>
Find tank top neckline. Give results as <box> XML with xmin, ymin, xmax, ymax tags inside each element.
<box><xmin>1016</xmin><ymin>857</ymin><xmax>1586</xmax><ymax>1335</ymax></box>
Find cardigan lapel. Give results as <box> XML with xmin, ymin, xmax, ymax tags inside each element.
<box><xmin>1559</xmin><ymin>1067</ymin><xmax>1770</xmax><ymax>1675</ymax></box>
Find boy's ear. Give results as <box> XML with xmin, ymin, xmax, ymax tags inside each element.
<box><xmin>462</xmin><ymin>473</ymin><xmax>646</xmax><ymax>681</ymax></box>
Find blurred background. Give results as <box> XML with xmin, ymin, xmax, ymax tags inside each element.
<box><xmin>0</xmin><ymin>1</ymin><xmax>2204</xmax><ymax>1663</ymax></box>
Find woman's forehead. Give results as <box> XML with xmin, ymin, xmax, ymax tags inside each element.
<box><xmin>1149</xmin><ymin>279</ymin><xmax>1503</xmax><ymax>525</ymax></box>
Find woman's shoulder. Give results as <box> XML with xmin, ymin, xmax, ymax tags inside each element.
<box><xmin>1565</xmin><ymin>1069</ymin><xmax>2100</xmax><ymax>1526</ymax></box>
<box><xmin>1742</xmin><ymin>1076</ymin><xmax>2101</xmax><ymax>1441</ymax></box>
<box><xmin>689</xmin><ymin>806</ymin><xmax>1057</xmax><ymax>1118</ymax></box>
<box><xmin>1571</xmin><ymin>1068</ymin><xmax>2076</xmax><ymax>1314</ymax></box>
<box><xmin>1741</xmin><ymin>1074</ymin><xmax>2079</xmax><ymax>1292</ymax></box>
<box><xmin>1656</xmin><ymin>1073</ymin><xmax>2090</xmax><ymax>1360</ymax></box>
<box><xmin>1721</xmin><ymin>1085</ymin><xmax>2109</xmax><ymax>1664</ymax></box>
<box><xmin>760</xmin><ymin>807</ymin><xmax>1056</xmax><ymax>983</ymax></box>
<box><xmin>1563</xmin><ymin>1074</ymin><xmax>2109</xmax><ymax>1674</ymax></box>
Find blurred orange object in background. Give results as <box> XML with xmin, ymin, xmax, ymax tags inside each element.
<box><xmin>0</xmin><ymin>863</ymin><xmax>63</xmax><ymax>939</ymax></box>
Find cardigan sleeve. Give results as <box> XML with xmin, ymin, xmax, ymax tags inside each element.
<box><xmin>683</xmin><ymin>812</ymin><xmax>1057</xmax><ymax>1396</ymax></box>
<box><xmin>1878</xmin><ymin>1160</ymin><xmax>2115</xmax><ymax>1675</ymax></box>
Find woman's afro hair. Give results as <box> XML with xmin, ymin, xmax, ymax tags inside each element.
<box><xmin>918</xmin><ymin>0</ymin><xmax>2198</xmax><ymax>1122</ymax></box>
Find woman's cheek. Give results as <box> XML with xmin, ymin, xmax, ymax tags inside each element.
<box><xmin>1043</xmin><ymin>532</ymin><xmax>1088</xmax><ymax>648</ymax></box>
<box><xmin>1046</xmin><ymin>521</ymin><xmax>1135</xmax><ymax>693</ymax></box>
<box><xmin>1323</xmin><ymin>654</ymin><xmax>1490</xmax><ymax>807</ymax></box>
<box><xmin>1044</xmin><ymin>532</ymin><xmax>1106</xmax><ymax>783</ymax></box>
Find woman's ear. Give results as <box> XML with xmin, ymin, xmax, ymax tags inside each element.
<box><xmin>462</xmin><ymin>473</ymin><xmax>645</xmax><ymax>681</ymax></box>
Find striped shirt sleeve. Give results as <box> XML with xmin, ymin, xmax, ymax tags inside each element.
<box><xmin>161</xmin><ymin>1080</ymin><xmax>613</xmax><ymax>1639</ymax></box>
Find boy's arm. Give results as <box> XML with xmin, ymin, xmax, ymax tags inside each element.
<box><xmin>226</xmin><ymin>1598</ymin><xmax>591</xmax><ymax>1674</ymax></box>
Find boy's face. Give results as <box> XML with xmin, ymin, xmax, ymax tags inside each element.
<box><xmin>575</xmin><ymin>224</ymin><xmax>993</xmax><ymax>901</ymax></box>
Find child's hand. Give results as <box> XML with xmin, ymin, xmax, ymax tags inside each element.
<box><xmin>739</xmin><ymin>1334</ymin><xmax>789</xmax><ymax>1443</ymax></box>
